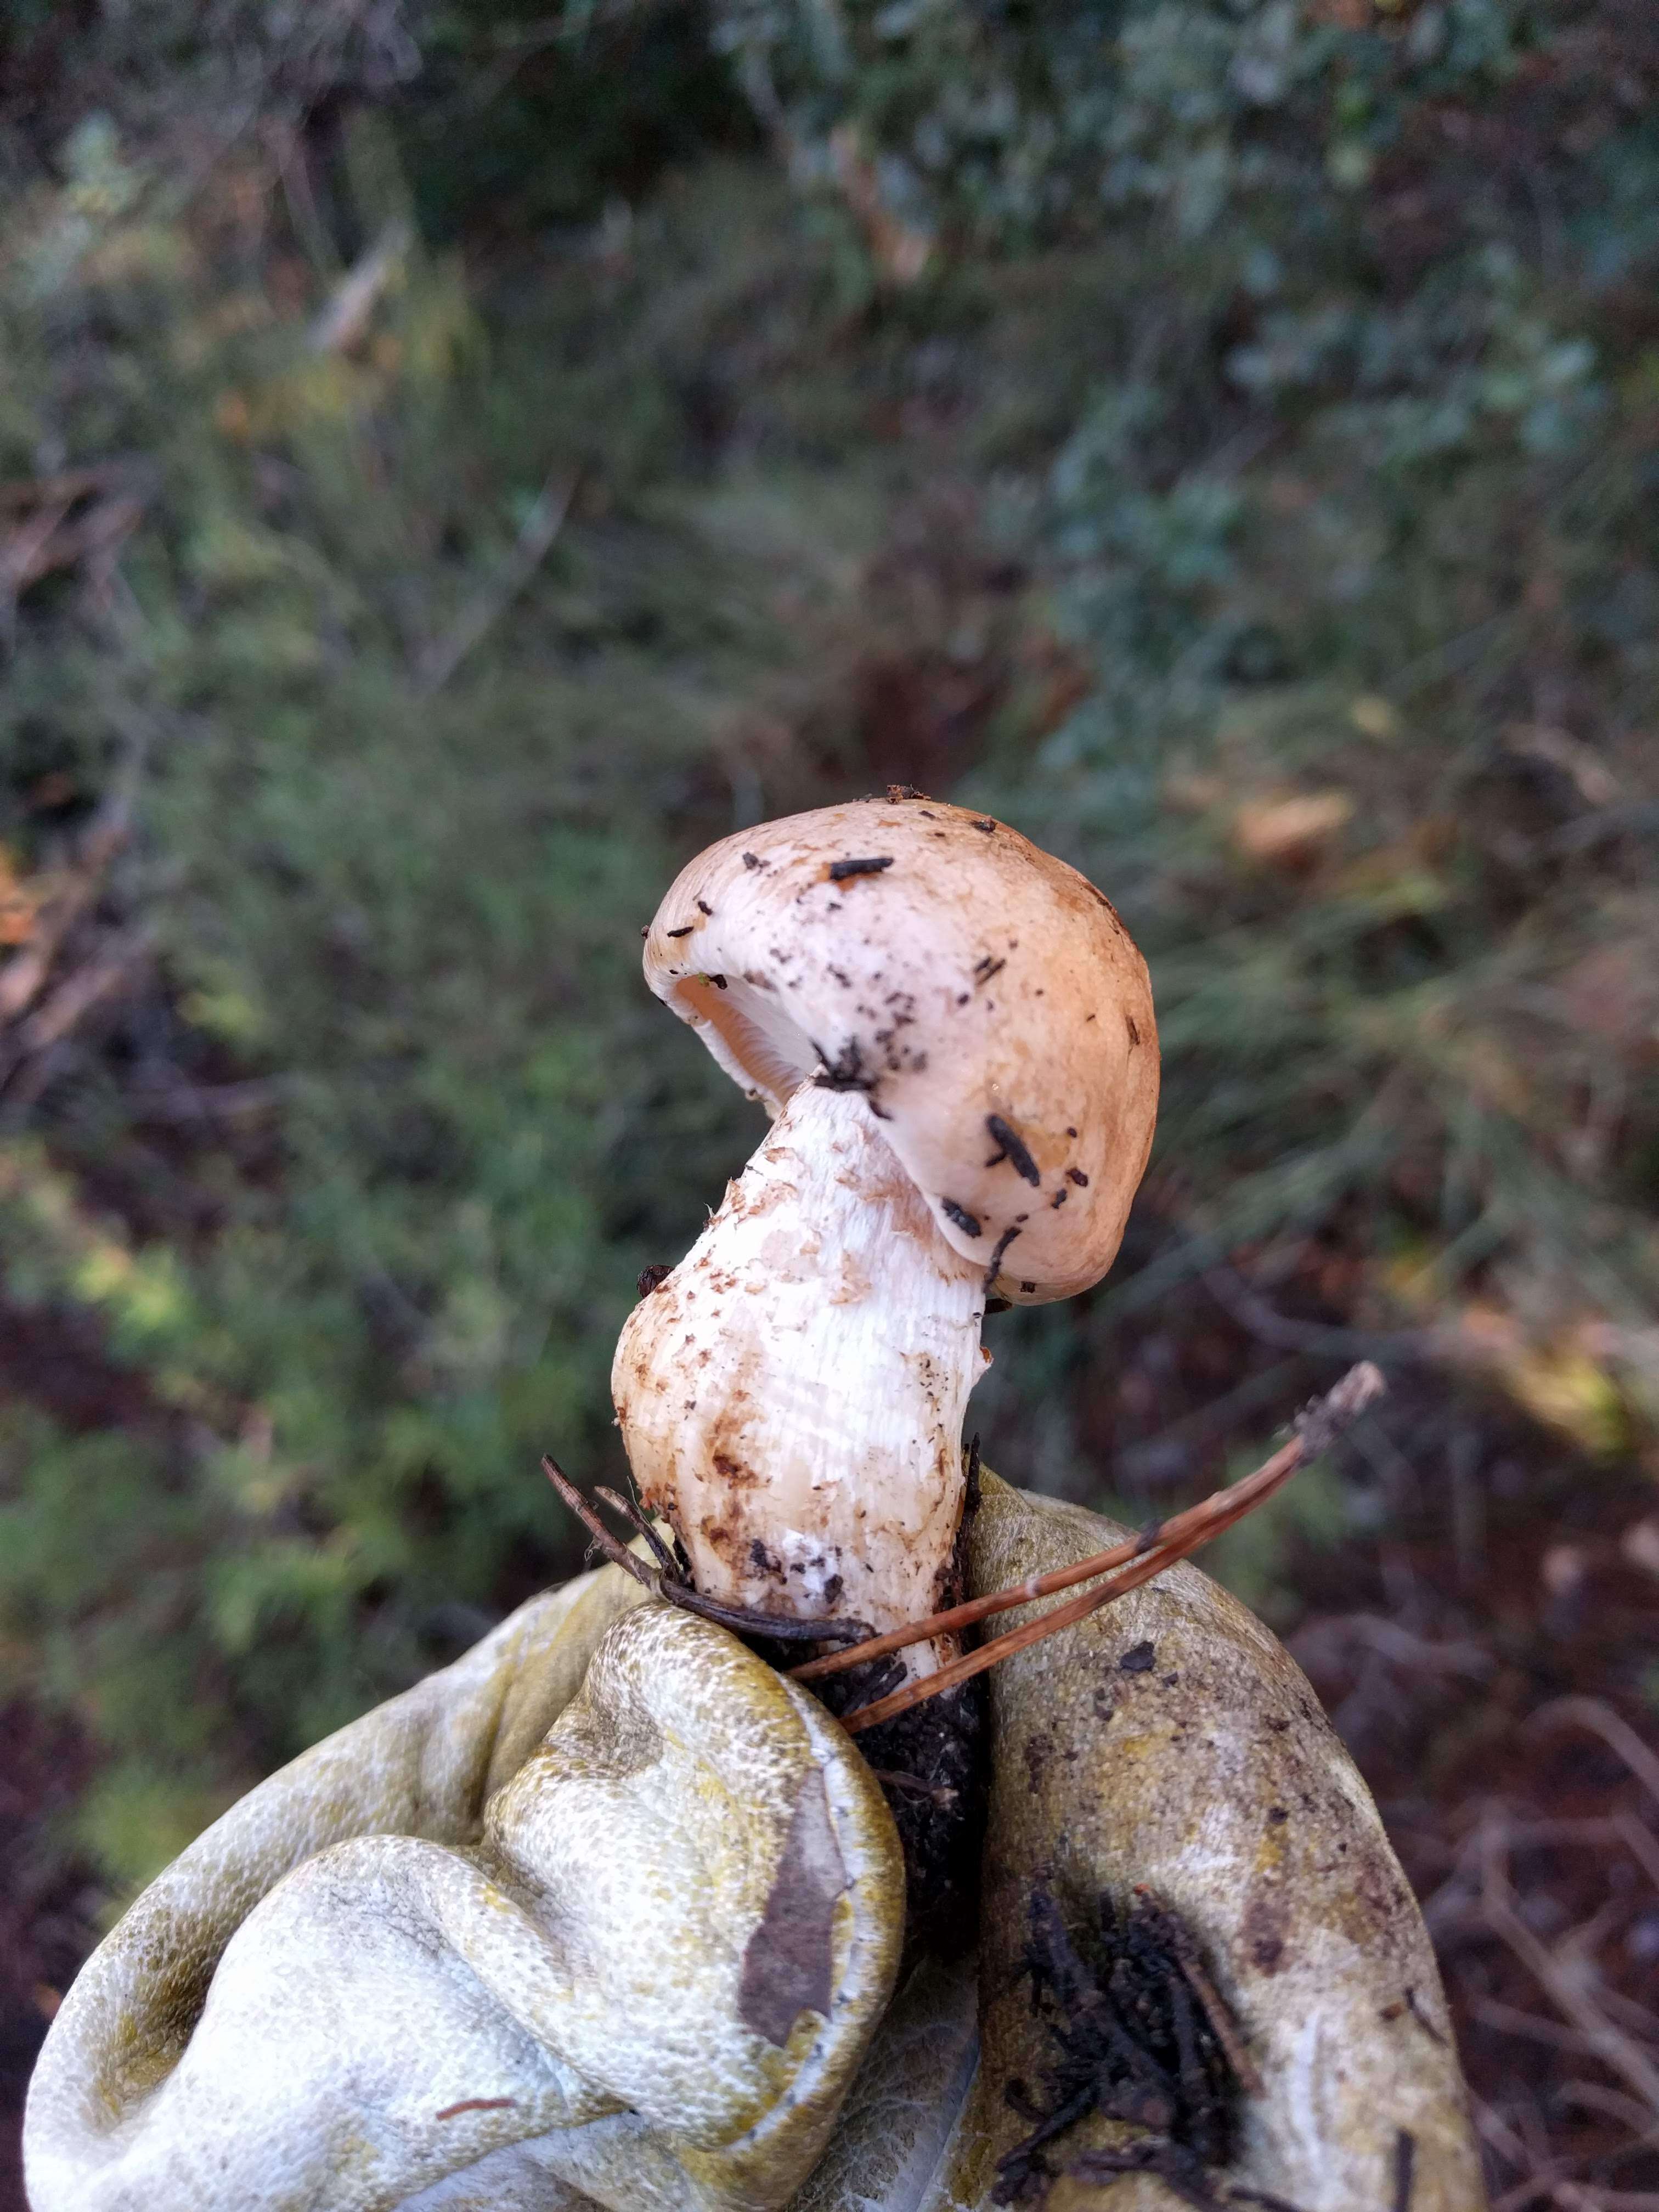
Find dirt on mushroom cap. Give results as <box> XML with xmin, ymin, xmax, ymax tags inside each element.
<box><xmin>641</xmin><ymin>798</ymin><xmax>1159</xmax><ymax>1305</ymax></box>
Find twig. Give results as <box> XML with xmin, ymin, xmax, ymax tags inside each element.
<box><xmin>1475</xmin><ymin>2095</ymin><xmax>1541</xmax><ymax>2179</ymax></box>
<box><xmin>0</xmin><ymin>466</ymin><xmax>127</xmax><ymax>511</ymax></box>
<box><xmin>11</xmin><ymin>928</ymin><xmax>150</xmax><ymax>1054</ymax></box>
<box><xmin>1114</xmin><ymin>1357</ymin><xmax>1305</xmax><ymax>1486</ymax></box>
<box><xmin>1202</xmin><ymin>1264</ymin><xmax>1441</xmax><ymax>1363</ymax></box>
<box><xmin>1491</xmin><ymin>2172</ymin><xmax>1576</xmax><ymax>2212</ymax></box>
<box><xmin>0</xmin><ymin>930</ymin><xmax>153</xmax><ymax>1114</ymax></box>
<box><xmin>1289</xmin><ymin>1612</ymin><xmax>1493</xmax><ymax>1683</ymax></box>
<box><xmin>1549</xmin><ymin>799</ymin><xmax>1659</xmax><ymax>857</ymax></box>
<box><xmin>1140</xmin><ymin>1883</ymin><xmax>1264</xmax><ymax>2098</ymax></box>
<box><xmin>0</xmin><ymin>465</ymin><xmax>152</xmax><ymax>650</ymax></box>
<box><xmin>417</xmin><ymin>470</ymin><xmax>578</xmax><ymax>695</ymax></box>
<box><xmin>1</xmin><ymin>494</ymin><xmax>75</xmax><ymax>605</ymax></box>
<box><xmin>1465</xmin><ymin>1818</ymin><xmax>1659</xmax><ymax>1900</ymax></box>
<box><xmin>1560</xmin><ymin>2084</ymin><xmax>1659</xmax><ymax>2135</ymax></box>
<box><xmin>795</xmin><ymin>1365</ymin><xmax>1386</xmax><ymax>1734</ymax></box>
<box><xmin>832</xmin><ymin>1532</ymin><xmax>1202</xmax><ymax>1734</ymax></box>
<box><xmin>543</xmin><ymin>1453</ymin><xmax>654</xmax><ymax>1587</ymax></box>
<box><xmin>1468</xmin><ymin>1996</ymin><xmax>1604</xmax><ymax>2054</ymax></box>
<box><xmin>1526</xmin><ymin>1698</ymin><xmax>1659</xmax><ymax>1812</ymax></box>
<box><xmin>127</xmin><ymin>1076</ymin><xmax>285</xmax><ymax>1126</ymax></box>
<box><xmin>308</xmin><ymin>221</ymin><xmax>412</xmax><ymax>354</ymax></box>
<box><xmin>594</xmin><ymin>1484</ymin><xmax>679</xmax><ymax>1576</ymax></box>
<box><xmin>1477</xmin><ymin>1814</ymin><xmax>1659</xmax><ymax>2118</ymax></box>
<box><xmin>0</xmin><ymin>786</ymin><xmax>134</xmax><ymax>1027</ymax></box>
<box><xmin>868</xmin><ymin>1767</ymin><xmax>957</xmax><ymax>1807</ymax></box>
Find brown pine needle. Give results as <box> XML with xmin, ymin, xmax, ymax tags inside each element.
<box><xmin>794</xmin><ymin>1359</ymin><xmax>1384</xmax><ymax>1687</ymax></box>
<box><xmin>543</xmin><ymin>1453</ymin><xmax>658</xmax><ymax>1589</ymax></box>
<box><xmin>827</xmin><ymin>1361</ymin><xmax>1385</xmax><ymax>1736</ymax></box>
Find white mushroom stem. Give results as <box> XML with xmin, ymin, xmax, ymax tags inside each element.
<box><xmin>612</xmin><ymin>1084</ymin><xmax>990</xmax><ymax>1684</ymax></box>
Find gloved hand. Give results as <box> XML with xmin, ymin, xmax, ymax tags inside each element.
<box><xmin>25</xmin><ymin>1480</ymin><xmax>1486</xmax><ymax>2211</ymax></box>
<box><xmin>23</xmin><ymin>1575</ymin><xmax>905</xmax><ymax>2212</ymax></box>
<box><xmin>792</xmin><ymin>1475</ymin><xmax>1486</xmax><ymax>2212</ymax></box>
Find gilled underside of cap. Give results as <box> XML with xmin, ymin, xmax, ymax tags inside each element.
<box><xmin>641</xmin><ymin>797</ymin><xmax>1158</xmax><ymax>1305</ymax></box>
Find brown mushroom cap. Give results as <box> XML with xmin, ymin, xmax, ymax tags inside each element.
<box><xmin>641</xmin><ymin>797</ymin><xmax>1159</xmax><ymax>1303</ymax></box>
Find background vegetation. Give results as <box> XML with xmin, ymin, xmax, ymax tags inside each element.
<box><xmin>2</xmin><ymin>1</ymin><xmax>1657</xmax><ymax>2201</ymax></box>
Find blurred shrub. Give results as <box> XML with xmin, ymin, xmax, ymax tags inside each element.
<box><xmin>915</xmin><ymin>0</ymin><xmax>1659</xmax><ymax>1477</ymax></box>
<box><xmin>709</xmin><ymin>0</ymin><xmax>1543</xmax><ymax>246</ymax></box>
<box><xmin>0</xmin><ymin>114</ymin><xmax>845</xmax><ymax>1878</ymax></box>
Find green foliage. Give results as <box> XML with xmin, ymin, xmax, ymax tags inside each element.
<box><xmin>710</xmin><ymin>0</ymin><xmax>1659</xmax><ymax>1485</ymax></box>
<box><xmin>941</xmin><ymin>1</ymin><xmax>1659</xmax><ymax>1380</ymax></box>
<box><xmin>399</xmin><ymin>1</ymin><xmax>761</xmax><ymax>238</ymax></box>
<box><xmin>708</xmin><ymin>0</ymin><xmax>1539</xmax><ymax>245</ymax></box>
<box><xmin>0</xmin><ymin>127</ymin><xmax>862</xmax><ymax>1872</ymax></box>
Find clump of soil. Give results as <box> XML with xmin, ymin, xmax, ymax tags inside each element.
<box><xmin>993</xmin><ymin>1886</ymin><xmax>1257</xmax><ymax>2209</ymax></box>
<box><xmin>810</xmin><ymin>1664</ymin><xmax>988</xmax><ymax>1962</ymax></box>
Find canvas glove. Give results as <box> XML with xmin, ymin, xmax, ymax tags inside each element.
<box><xmin>24</xmin><ymin>1575</ymin><xmax>904</xmax><ymax>2212</ymax></box>
<box><xmin>792</xmin><ymin>1476</ymin><xmax>1486</xmax><ymax>2211</ymax></box>
<box><xmin>25</xmin><ymin>1480</ymin><xmax>1485</xmax><ymax>2211</ymax></box>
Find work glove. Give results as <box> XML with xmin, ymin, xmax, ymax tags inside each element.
<box><xmin>794</xmin><ymin>1476</ymin><xmax>1485</xmax><ymax>2211</ymax></box>
<box><xmin>25</xmin><ymin>1480</ymin><xmax>1485</xmax><ymax>2211</ymax></box>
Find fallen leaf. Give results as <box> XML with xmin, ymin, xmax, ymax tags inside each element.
<box><xmin>1231</xmin><ymin>788</ymin><xmax>1353</xmax><ymax>865</ymax></box>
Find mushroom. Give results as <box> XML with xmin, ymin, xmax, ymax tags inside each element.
<box><xmin>612</xmin><ymin>795</ymin><xmax>1158</xmax><ymax>1681</ymax></box>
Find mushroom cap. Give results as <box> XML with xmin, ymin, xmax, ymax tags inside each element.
<box><xmin>641</xmin><ymin>797</ymin><xmax>1159</xmax><ymax>1303</ymax></box>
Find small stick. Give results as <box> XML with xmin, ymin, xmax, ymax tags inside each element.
<box><xmin>1525</xmin><ymin>1695</ymin><xmax>1659</xmax><ymax>1810</ymax></box>
<box><xmin>543</xmin><ymin>1454</ymin><xmax>657</xmax><ymax>1589</ymax></box>
<box><xmin>419</xmin><ymin>469</ymin><xmax>578</xmax><ymax>695</ymax></box>
<box><xmin>835</xmin><ymin>1513</ymin><xmax>1239</xmax><ymax>1733</ymax></box>
<box><xmin>594</xmin><ymin>1484</ymin><xmax>679</xmax><ymax>1577</ymax></box>
<box><xmin>666</xmin><ymin>1583</ymin><xmax>876</xmax><ymax>1646</ymax></box>
<box><xmin>870</xmin><ymin>1768</ymin><xmax>958</xmax><ymax>1807</ymax></box>
<box><xmin>796</xmin><ymin>1362</ymin><xmax>1385</xmax><ymax>1688</ymax></box>
<box><xmin>831</xmin><ymin>1363</ymin><xmax>1385</xmax><ymax>1735</ymax></box>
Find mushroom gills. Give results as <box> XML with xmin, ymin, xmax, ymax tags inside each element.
<box><xmin>612</xmin><ymin>1084</ymin><xmax>989</xmax><ymax>1684</ymax></box>
<box><xmin>672</xmin><ymin>970</ymin><xmax>818</xmax><ymax>1107</ymax></box>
